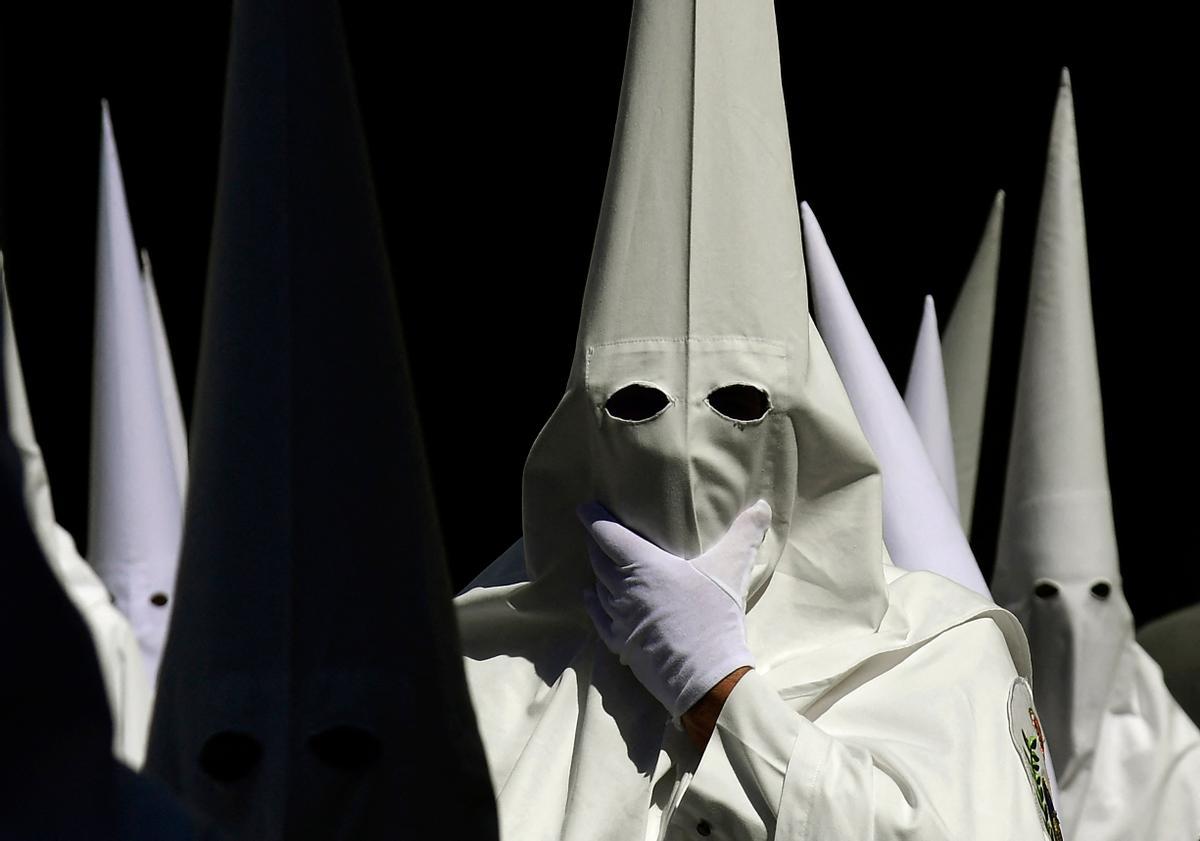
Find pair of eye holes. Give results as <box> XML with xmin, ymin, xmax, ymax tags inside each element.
<box><xmin>1033</xmin><ymin>580</ymin><xmax>1113</xmax><ymax>601</ymax></box>
<box><xmin>605</xmin><ymin>383</ymin><xmax>772</xmax><ymax>424</ymax></box>
<box><xmin>199</xmin><ymin>727</ymin><xmax>380</xmax><ymax>782</ymax></box>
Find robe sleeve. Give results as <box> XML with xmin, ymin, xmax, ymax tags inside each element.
<box><xmin>668</xmin><ymin>617</ymin><xmax>1054</xmax><ymax>840</ymax></box>
<box><xmin>52</xmin><ymin>524</ymin><xmax>153</xmax><ymax>768</ymax></box>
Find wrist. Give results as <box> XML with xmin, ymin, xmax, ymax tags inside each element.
<box><xmin>681</xmin><ymin>665</ymin><xmax>752</xmax><ymax>750</ymax></box>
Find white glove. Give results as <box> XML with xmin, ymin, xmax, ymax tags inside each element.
<box><xmin>578</xmin><ymin>500</ymin><xmax>772</xmax><ymax>718</ymax></box>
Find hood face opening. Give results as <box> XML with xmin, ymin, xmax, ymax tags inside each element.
<box><xmin>523</xmin><ymin>337</ymin><xmax>795</xmax><ymax>606</ymax></box>
<box><xmin>1011</xmin><ymin>577</ymin><xmax>1133</xmax><ymax>780</ymax></box>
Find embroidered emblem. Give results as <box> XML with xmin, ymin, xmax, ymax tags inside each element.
<box><xmin>1008</xmin><ymin>677</ymin><xmax>1064</xmax><ymax>841</ymax></box>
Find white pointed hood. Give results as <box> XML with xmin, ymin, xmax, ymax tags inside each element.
<box><xmin>138</xmin><ymin>249</ymin><xmax>188</xmax><ymax>502</ymax></box>
<box><xmin>1137</xmin><ymin>603</ymin><xmax>1200</xmax><ymax>725</ymax></box>
<box><xmin>993</xmin><ymin>70</ymin><xmax>1131</xmax><ymax>783</ymax></box>
<box><xmin>904</xmin><ymin>295</ymin><xmax>959</xmax><ymax>511</ymax></box>
<box><xmin>942</xmin><ymin>191</ymin><xmax>1004</xmax><ymax>530</ymax></box>
<box><xmin>519</xmin><ymin>0</ymin><xmax>889</xmax><ymax>636</ymax></box>
<box><xmin>803</xmin><ymin>205</ymin><xmax>990</xmax><ymax>597</ymax></box>
<box><xmin>88</xmin><ymin>102</ymin><xmax>184</xmax><ymax>686</ymax></box>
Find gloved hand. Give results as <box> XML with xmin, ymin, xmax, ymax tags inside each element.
<box><xmin>578</xmin><ymin>500</ymin><xmax>772</xmax><ymax>719</ymax></box>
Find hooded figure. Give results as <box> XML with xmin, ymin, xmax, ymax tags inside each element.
<box><xmin>993</xmin><ymin>70</ymin><xmax>1200</xmax><ymax>840</ymax></box>
<box><xmin>804</xmin><ymin>207</ymin><xmax>990</xmax><ymax>598</ymax></box>
<box><xmin>457</xmin><ymin>4</ymin><xmax>1056</xmax><ymax>839</ymax></box>
<box><xmin>1138</xmin><ymin>604</ymin><xmax>1200</xmax><ymax>725</ymax></box>
<box><xmin>2</xmin><ymin>256</ymin><xmax>153</xmax><ymax>767</ymax></box>
<box><xmin>942</xmin><ymin>191</ymin><xmax>1004</xmax><ymax>532</ymax></box>
<box><xmin>142</xmin><ymin>0</ymin><xmax>497</xmax><ymax>837</ymax></box>
<box><xmin>89</xmin><ymin>102</ymin><xmax>186</xmax><ymax>688</ymax></box>
<box><xmin>904</xmin><ymin>296</ymin><xmax>960</xmax><ymax>514</ymax></box>
<box><xmin>0</xmin><ymin>294</ymin><xmax>212</xmax><ymax>840</ymax></box>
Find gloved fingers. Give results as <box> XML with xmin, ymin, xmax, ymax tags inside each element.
<box><xmin>584</xmin><ymin>531</ymin><xmax>627</xmax><ymax>594</ymax></box>
<box><xmin>694</xmin><ymin>500</ymin><xmax>772</xmax><ymax>599</ymax></box>
<box><xmin>577</xmin><ymin>501</ymin><xmax>669</xmax><ymax>569</ymax></box>
<box><xmin>582</xmin><ymin>586</ymin><xmax>623</xmax><ymax>654</ymax></box>
<box><xmin>723</xmin><ymin>499</ymin><xmax>773</xmax><ymax>550</ymax></box>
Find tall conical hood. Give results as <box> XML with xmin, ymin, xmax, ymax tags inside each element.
<box><xmin>804</xmin><ymin>204</ymin><xmax>990</xmax><ymax>597</ymax></box>
<box><xmin>457</xmin><ymin>9</ymin><xmax>1037</xmax><ymax>836</ymax></box>
<box><xmin>520</xmin><ymin>2</ymin><xmax>890</xmax><ymax>641</ymax></box>
<box><xmin>140</xmin><ymin>249</ymin><xmax>188</xmax><ymax>502</ymax></box>
<box><xmin>994</xmin><ymin>70</ymin><xmax>1131</xmax><ymax>781</ymax></box>
<box><xmin>942</xmin><ymin>190</ymin><xmax>1004</xmax><ymax>531</ymax></box>
<box><xmin>574</xmin><ymin>1</ymin><xmax>808</xmax><ymax>354</ymax></box>
<box><xmin>144</xmin><ymin>0</ymin><xmax>496</xmax><ymax>838</ymax></box>
<box><xmin>88</xmin><ymin>102</ymin><xmax>185</xmax><ymax>687</ymax></box>
<box><xmin>2</xmin><ymin>256</ymin><xmax>58</xmax><ymax>555</ymax></box>
<box><xmin>0</xmin><ymin>294</ymin><xmax>205</xmax><ymax>841</ymax></box>
<box><xmin>904</xmin><ymin>295</ymin><xmax>959</xmax><ymax>511</ymax></box>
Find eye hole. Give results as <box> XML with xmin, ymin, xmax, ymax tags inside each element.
<box><xmin>1033</xmin><ymin>581</ymin><xmax>1060</xmax><ymax>599</ymax></box>
<box><xmin>604</xmin><ymin>384</ymin><xmax>671</xmax><ymax>423</ymax></box>
<box><xmin>309</xmin><ymin>725</ymin><xmax>381</xmax><ymax>770</ymax></box>
<box><xmin>150</xmin><ymin>592</ymin><xmax>169</xmax><ymax>607</ymax></box>
<box><xmin>199</xmin><ymin>731</ymin><xmax>262</xmax><ymax>782</ymax></box>
<box><xmin>706</xmin><ymin>384</ymin><xmax>772</xmax><ymax>424</ymax></box>
<box><xmin>1090</xmin><ymin>581</ymin><xmax>1112</xmax><ymax>600</ymax></box>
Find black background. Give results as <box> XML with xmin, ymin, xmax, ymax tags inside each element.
<box><xmin>1</xmin><ymin>5</ymin><xmax>1196</xmax><ymax>623</ymax></box>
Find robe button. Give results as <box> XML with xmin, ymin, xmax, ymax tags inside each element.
<box><xmin>696</xmin><ymin>820</ymin><xmax>712</xmax><ymax>836</ymax></box>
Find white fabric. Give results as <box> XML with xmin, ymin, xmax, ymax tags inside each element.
<box><xmin>457</xmin><ymin>4</ymin><xmax>1047</xmax><ymax>839</ymax></box>
<box><xmin>89</xmin><ymin>102</ymin><xmax>185</xmax><ymax>687</ymax></box>
<box><xmin>2</xmin><ymin>264</ymin><xmax>151</xmax><ymax>767</ymax></box>
<box><xmin>803</xmin><ymin>204</ymin><xmax>990</xmax><ymax>598</ymax></box>
<box><xmin>581</xmin><ymin>500</ymin><xmax>769</xmax><ymax>717</ymax></box>
<box><xmin>903</xmin><ymin>295</ymin><xmax>959</xmax><ymax>512</ymax></box>
<box><xmin>1052</xmin><ymin>644</ymin><xmax>1200</xmax><ymax>840</ymax></box>
<box><xmin>994</xmin><ymin>69</ymin><xmax>1200</xmax><ymax>840</ymax></box>
<box><xmin>942</xmin><ymin>190</ymin><xmax>1004</xmax><ymax>531</ymax></box>
<box><xmin>1138</xmin><ymin>604</ymin><xmax>1200</xmax><ymax>725</ymax></box>
<box><xmin>138</xmin><ymin>249</ymin><xmax>188</xmax><ymax>503</ymax></box>
<box><xmin>670</xmin><ymin>611</ymin><xmax>1050</xmax><ymax>841</ymax></box>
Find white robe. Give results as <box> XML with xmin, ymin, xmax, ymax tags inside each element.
<box><xmin>460</xmin><ymin>556</ymin><xmax>1055</xmax><ymax>840</ymax></box>
<box><xmin>3</xmin><ymin>269</ymin><xmax>152</xmax><ymax>767</ymax></box>
<box><xmin>1055</xmin><ymin>642</ymin><xmax>1200</xmax><ymax>841</ymax></box>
